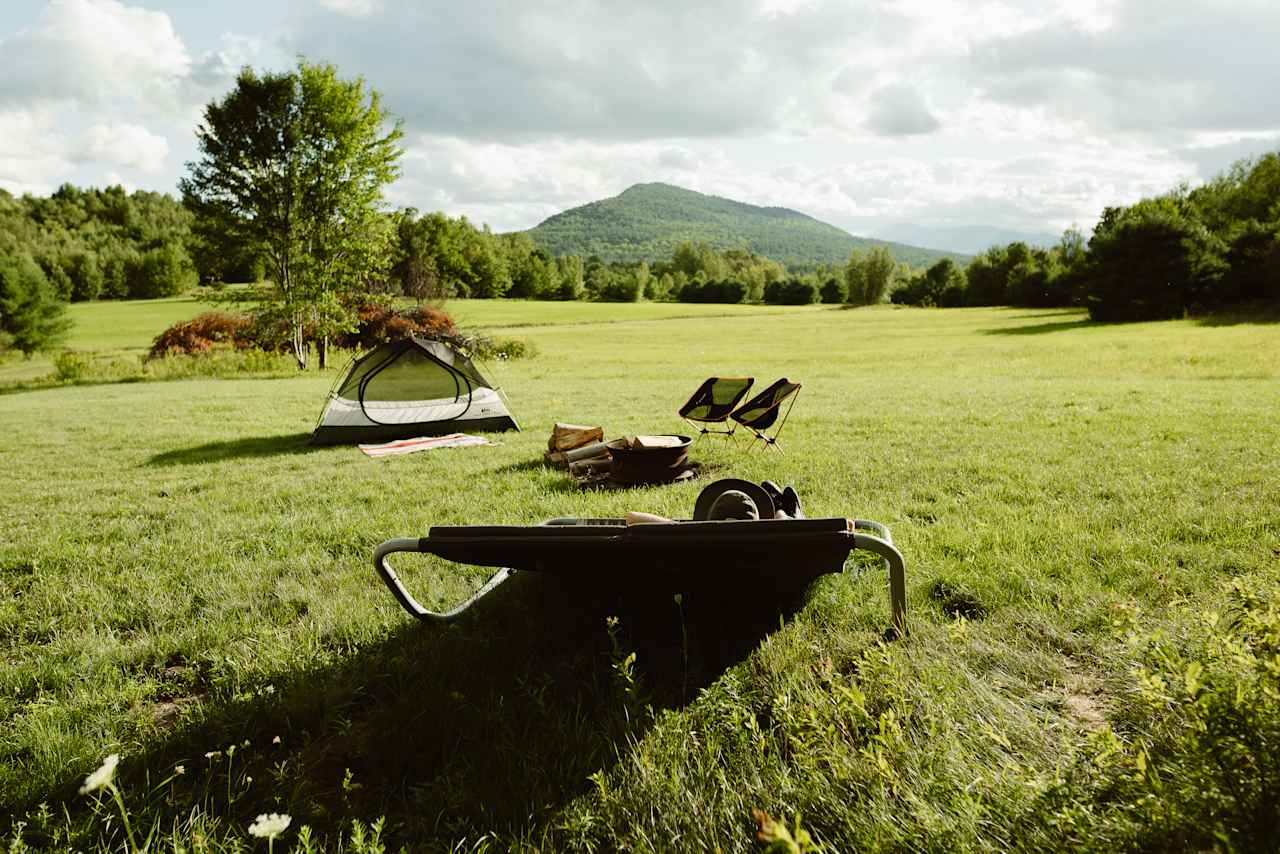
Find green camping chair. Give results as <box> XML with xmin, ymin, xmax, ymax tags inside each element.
<box><xmin>730</xmin><ymin>378</ymin><xmax>802</xmax><ymax>450</ymax></box>
<box><xmin>678</xmin><ymin>376</ymin><xmax>754</xmax><ymax>439</ymax></box>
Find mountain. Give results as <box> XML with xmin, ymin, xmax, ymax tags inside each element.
<box><xmin>873</xmin><ymin>223</ymin><xmax>1061</xmax><ymax>256</ymax></box>
<box><xmin>523</xmin><ymin>183</ymin><xmax>968</xmax><ymax>269</ymax></box>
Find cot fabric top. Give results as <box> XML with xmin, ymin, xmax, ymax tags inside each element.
<box><xmin>420</xmin><ymin>517</ymin><xmax>855</xmax><ymax>575</ymax></box>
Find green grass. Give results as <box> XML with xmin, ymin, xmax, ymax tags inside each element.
<box><xmin>2</xmin><ymin>302</ymin><xmax>1279</xmax><ymax>851</ymax></box>
<box><xmin>63</xmin><ymin>295</ymin><xmax>225</xmax><ymax>352</ymax></box>
<box><xmin>448</xmin><ymin>298</ymin><xmax>804</xmax><ymax>328</ymax></box>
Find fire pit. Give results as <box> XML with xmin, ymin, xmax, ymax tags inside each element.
<box><xmin>605</xmin><ymin>435</ymin><xmax>693</xmax><ymax>484</ymax></box>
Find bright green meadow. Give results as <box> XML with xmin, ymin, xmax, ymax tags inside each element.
<box><xmin>1</xmin><ymin>301</ymin><xmax>1278</xmax><ymax>851</ymax></box>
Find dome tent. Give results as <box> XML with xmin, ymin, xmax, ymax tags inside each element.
<box><xmin>311</xmin><ymin>336</ymin><xmax>518</xmax><ymax>445</ymax></box>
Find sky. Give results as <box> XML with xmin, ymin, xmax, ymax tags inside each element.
<box><xmin>2</xmin><ymin>0</ymin><xmax>1279</xmax><ymax>245</ymax></box>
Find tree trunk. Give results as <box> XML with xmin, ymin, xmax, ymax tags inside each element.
<box><xmin>291</xmin><ymin>313</ymin><xmax>307</xmax><ymax>370</ymax></box>
<box><xmin>318</xmin><ymin>335</ymin><xmax>328</xmax><ymax>370</ymax></box>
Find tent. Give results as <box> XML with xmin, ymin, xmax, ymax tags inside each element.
<box><xmin>311</xmin><ymin>336</ymin><xmax>519</xmax><ymax>445</ymax></box>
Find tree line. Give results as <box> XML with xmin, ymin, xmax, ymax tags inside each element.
<box><xmin>889</xmin><ymin>152</ymin><xmax>1280</xmax><ymax>319</ymax></box>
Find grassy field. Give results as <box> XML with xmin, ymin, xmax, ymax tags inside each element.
<box><xmin>2</xmin><ymin>301</ymin><xmax>1278</xmax><ymax>851</ymax></box>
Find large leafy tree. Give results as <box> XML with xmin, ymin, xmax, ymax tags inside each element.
<box><xmin>1083</xmin><ymin>198</ymin><xmax>1226</xmax><ymax>321</ymax></box>
<box><xmin>181</xmin><ymin>61</ymin><xmax>403</xmax><ymax>368</ymax></box>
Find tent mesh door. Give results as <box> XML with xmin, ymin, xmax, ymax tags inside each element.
<box><xmin>358</xmin><ymin>348</ymin><xmax>472</xmax><ymax>425</ymax></box>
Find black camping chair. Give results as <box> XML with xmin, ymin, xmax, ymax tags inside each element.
<box><xmin>730</xmin><ymin>378</ymin><xmax>802</xmax><ymax>450</ymax></box>
<box><xmin>372</xmin><ymin>478</ymin><xmax>907</xmax><ymax>635</ymax></box>
<box><xmin>678</xmin><ymin>377</ymin><xmax>755</xmax><ymax>439</ymax></box>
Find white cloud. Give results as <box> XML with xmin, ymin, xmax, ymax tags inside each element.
<box><xmin>0</xmin><ymin>0</ymin><xmax>190</xmax><ymax>114</ymax></box>
<box><xmin>289</xmin><ymin>0</ymin><xmax>917</xmax><ymax>141</ymax></box>
<box><xmin>0</xmin><ymin>1</ymin><xmax>280</xmax><ymax>196</ymax></box>
<box><xmin>864</xmin><ymin>83</ymin><xmax>941</xmax><ymax>137</ymax></box>
<box><xmin>316</xmin><ymin>0</ymin><xmax>382</xmax><ymax>16</ymax></box>
<box><xmin>77</xmin><ymin>123</ymin><xmax>169</xmax><ymax>173</ymax></box>
<box><xmin>3</xmin><ymin>0</ymin><xmax>1279</xmax><ymax>239</ymax></box>
<box><xmin>972</xmin><ymin>0</ymin><xmax>1280</xmax><ymax>138</ymax></box>
<box><xmin>0</xmin><ymin>108</ymin><xmax>75</xmax><ymax>195</ymax></box>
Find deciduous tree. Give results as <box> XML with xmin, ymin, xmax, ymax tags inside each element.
<box><xmin>181</xmin><ymin>61</ymin><xmax>403</xmax><ymax>369</ymax></box>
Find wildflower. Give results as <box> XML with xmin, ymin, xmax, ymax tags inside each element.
<box><xmin>205</xmin><ymin>750</ymin><xmax>222</xmax><ymax>760</ymax></box>
<box><xmin>175</xmin><ymin>765</ymin><xmax>185</xmax><ymax>775</ymax></box>
<box><xmin>248</xmin><ymin>813</ymin><xmax>292</xmax><ymax>839</ymax></box>
<box><xmin>271</xmin><ymin>735</ymin><xmax>281</xmax><ymax>745</ymax></box>
<box><xmin>673</xmin><ymin>593</ymin><xmax>683</xmax><ymax>606</ymax></box>
<box><xmin>79</xmin><ymin>754</ymin><xmax>120</xmax><ymax>795</ymax></box>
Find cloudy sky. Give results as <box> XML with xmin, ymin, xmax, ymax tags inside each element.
<box><xmin>2</xmin><ymin>0</ymin><xmax>1278</xmax><ymax>247</ymax></box>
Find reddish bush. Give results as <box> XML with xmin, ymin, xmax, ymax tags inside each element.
<box><xmin>335</xmin><ymin>302</ymin><xmax>456</xmax><ymax>349</ymax></box>
<box><xmin>149</xmin><ymin>302</ymin><xmax>459</xmax><ymax>359</ymax></box>
<box><xmin>148</xmin><ymin>311</ymin><xmax>252</xmax><ymax>358</ymax></box>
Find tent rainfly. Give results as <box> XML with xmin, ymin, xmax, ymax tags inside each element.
<box><xmin>311</xmin><ymin>337</ymin><xmax>518</xmax><ymax>445</ymax></box>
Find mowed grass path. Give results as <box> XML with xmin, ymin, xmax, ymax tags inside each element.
<box><xmin>1</xmin><ymin>303</ymin><xmax>1278</xmax><ymax>850</ymax></box>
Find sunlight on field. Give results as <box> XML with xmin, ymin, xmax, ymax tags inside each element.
<box><xmin>2</xmin><ymin>300</ymin><xmax>1278</xmax><ymax>850</ymax></box>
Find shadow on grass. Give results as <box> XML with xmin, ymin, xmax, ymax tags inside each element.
<box><xmin>1005</xmin><ymin>309</ymin><xmax>1084</xmax><ymax>320</ymax></box>
<box><xmin>493</xmin><ymin>457</ymin><xmax>552</xmax><ymax>476</ymax></box>
<box><xmin>69</xmin><ymin>567</ymin><xmax>808</xmax><ymax>849</ymax></box>
<box><xmin>981</xmin><ymin>318</ymin><xmax>1095</xmax><ymax>336</ymax></box>
<box><xmin>1194</xmin><ymin>304</ymin><xmax>1280</xmax><ymax>326</ymax></box>
<box><xmin>146</xmin><ymin>432</ymin><xmax>318</xmax><ymax>466</ymax></box>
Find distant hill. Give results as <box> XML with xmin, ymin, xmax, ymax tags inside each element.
<box><xmin>523</xmin><ymin>183</ymin><xmax>968</xmax><ymax>269</ymax></box>
<box><xmin>873</xmin><ymin>223</ymin><xmax>1061</xmax><ymax>255</ymax></box>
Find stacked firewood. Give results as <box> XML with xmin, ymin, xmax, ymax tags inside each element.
<box><xmin>544</xmin><ymin>423</ymin><xmax>611</xmax><ymax>478</ymax></box>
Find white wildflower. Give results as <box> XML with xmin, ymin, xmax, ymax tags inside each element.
<box><xmin>79</xmin><ymin>754</ymin><xmax>119</xmax><ymax>795</ymax></box>
<box><xmin>248</xmin><ymin>813</ymin><xmax>291</xmax><ymax>839</ymax></box>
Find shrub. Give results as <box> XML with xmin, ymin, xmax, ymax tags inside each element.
<box><xmin>334</xmin><ymin>302</ymin><xmax>457</xmax><ymax>350</ymax></box>
<box><xmin>53</xmin><ymin>350</ymin><xmax>89</xmax><ymax>382</ymax></box>
<box><xmin>461</xmin><ymin>334</ymin><xmax>537</xmax><ymax>361</ymax></box>
<box><xmin>819</xmin><ymin>277</ymin><xmax>847</xmax><ymax>304</ymax></box>
<box><xmin>597</xmin><ymin>276</ymin><xmax>643</xmax><ymax>302</ymax></box>
<box><xmin>677</xmin><ymin>280</ymin><xmax>748</xmax><ymax>304</ymax></box>
<box><xmin>148</xmin><ymin>311</ymin><xmax>253</xmax><ymax>358</ymax></box>
<box><xmin>131</xmin><ymin>243</ymin><xmax>198</xmax><ymax>299</ymax></box>
<box><xmin>1117</xmin><ymin>580</ymin><xmax>1280</xmax><ymax>849</ymax></box>
<box><xmin>764</xmin><ymin>279</ymin><xmax>818</xmax><ymax>305</ymax></box>
<box><xmin>891</xmin><ymin>259</ymin><xmax>966</xmax><ymax>307</ymax></box>
<box><xmin>1029</xmin><ymin>578</ymin><xmax>1280</xmax><ymax>851</ymax></box>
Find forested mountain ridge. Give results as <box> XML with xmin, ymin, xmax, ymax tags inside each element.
<box><xmin>524</xmin><ymin>182</ymin><xmax>968</xmax><ymax>268</ymax></box>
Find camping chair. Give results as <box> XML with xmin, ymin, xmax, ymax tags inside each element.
<box><xmin>678</xmin><ymin>377</ymin><xmax>754</xmax><ymax>439</ymax></box>
<box><xmin>373</xmin><ymin>478</ymin><xmax>908</xmax><ymax>635</ymax></box>
<box><xmin>730</xmin><ymin>379</ymin><xmax>802</xmax><ymax>450</ymax></box>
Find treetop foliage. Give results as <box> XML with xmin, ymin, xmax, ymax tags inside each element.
<box><xmin>0</xmin><ymin>185</ymin><xmax>198</xmax><ymax>304</ymax></box>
